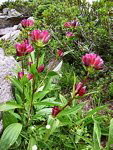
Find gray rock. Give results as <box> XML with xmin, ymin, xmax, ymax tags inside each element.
<box><xmin>0</xmin><ymin>30</ymin><xmax>21</xmax><ymax>41</ymax></box>
<box><xmin>0</xmin><ymin>25</ymin><xmax>18</xmax><ymax>36</ymax></box>
<box><xmin>0</xmin><ymin>49</ymin><xmax>18</xmax><ymax>103</ymax></box>
<box><xmin>2</xmin><ymin>8</ymin><xmax>10</xmax><ymax>15</ymax></box>
<box><xmin>0</xmin><ymin>8</ymin><xmax>26</xmax><ymax>28</ymax></box>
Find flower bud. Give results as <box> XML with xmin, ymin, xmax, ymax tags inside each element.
<box><xmin>66</xmin><ymin>32</ymin><xmax>75</xmax><ymax>37</ymax></box>
<box><xmin>75</xmin><ymin>82</ymin><xmax>86</xmax><ymax>96</ymax></box>
<box><xmin>37</xmin><ymin>64</ymin><xmax>45</xmax><ymax>73</ymax></box>
<box><xmin>27</xmin><ymin>74</ymin><xmax>34</xmax><ymax>80</ymax></box>
<box><xmin>18</xmin><ymin>72</ymin><xmax>24</xmax><ymax>79</ymax></box>
<box><xmin>57</xmin><ymin>49</ymin><xmax>64</xmax><ymax>57</ymax></box>
<box><xmin>52</xmin><ymin>106</ymin><xmax>60</xmax><ymax>117</ymax></box>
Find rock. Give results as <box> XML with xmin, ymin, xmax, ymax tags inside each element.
<box><xmin>0</xmin><ymin>47</ymin><xmax>4</xmax><ymax>55</ymax></box>
<box><xmin>0</xmin><ymin>25</ymin><xmax>18</xmax><ymax>36</ymax></box>
<box><xmin>0</xmin><ymin>8</ymin><xmax>27</xmax><ymax>28</ymax></box>
<box><xmin>0</xmin><ymin>48</ymin><xmax>18</xmax><ymax>103</ymax></box>
<box><xmin>0</xmin><ymin>30</ymin><xmax>21</xmax><ymax>41</ymax></box>
<box><xmin>2</xmin><ymin>8</ymin><xmax>10</xmax><ymax>15</ymax></box>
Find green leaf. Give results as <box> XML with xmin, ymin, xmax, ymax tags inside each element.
<box><xmin>2</xmin><ymin>112</ymin><xmax>18</xmax><ymax>129</ymax></box>
<box><xmin>33</xmin><ymin>91</ymin><xmax>49</xmax><ymax>101</ymax></box>
<box><xmin>27</xmin><ymin>137</ymin><xmax>36</xmax><ymax>150</ymax></box>
<box><xmin>45</xmin><ymin>115</ymin><xmax>60</xmax><ymax>141</ymax></box>
<box><xmin>0</xmin><ymin>123</ymin><xmax>22</xmax><ymax>150</ymax></box>
<box><xmin>93</xmin><ymin>117</ymin><xmax>101</xmax><ymax>150</ymax></box>
<box><xmin>48</xmin><ymin>71</ymin><xmax>58</xmax><ymax>77</ymax></box>
<box><xmin>106</xmin><ymin>118</ymin><xmax>113</xmax><ymax>150</ymax></box>
<box><xmin>33</xmin><ymin>108</ymin><xmax>52</xmax><ymax>118</ymax></box>
<box><xmin>59</xmin><ymin>94</ymin><xmax>67</xmax><ymax>105</ymax></box>
<box><xmin>34</xmin><ymin>97</ymin><xmax>62</xmax><ymax>107</ymax></box>
<box><xmin>9</xmin><ymin>77</ymin><xmax>23</xmax><ymax>93</ymax></box>
<box><xmin>76</xmin><ymin>105</ymin><xmax>107</xmax><ymax>125</ymax></box>
<box><xmin>0</xmin><ymin>101</ymin><xmax>22</xmax><ymax>111</ymax></box>
<box><xmin>58</xmin><ymin>103</ymin><xmax>85</xmax><ymax>117</ymax></box>
<box><xmin>38</xmin><ymin>53</ymin><xmax>45</xmax><ymax>67</ymax></box>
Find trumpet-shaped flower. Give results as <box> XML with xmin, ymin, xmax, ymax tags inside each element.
<box><xmin>21</xmin><ymin>19</ymin><xmax>34</xmax><ymax>28</ymax></box>
<box><xmin>82</xmin><ymin>53</ymin><xmax>104</xmax><ymax>70</ymax></box>
<box><xmin>15</xmin><ymin>40</ymin><xmax>34</xmax><ymax>56</ymax></box>
<box><xmin>30</xmin><ymin>30</ymin><xmax>51</xmax><ymax>47</ymax></box>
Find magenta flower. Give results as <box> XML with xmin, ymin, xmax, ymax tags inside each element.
<box><xmin>57</xmin><ymin>49</ymin><xmax>64</xmax><ymax>57</ymax></box>
<box><xmin>82</xmin><ymin>53</ymin><xmax>104</xmax><ymax>70</ymax></box>
<box><xmin>37</xmin><ymin>64</ymin><xmax>45</xmax><ymax>73</ymax></box>
<box><xmin>52</xmin><ymin>106</ymin><xmax>60</xmax><ymax>117</ymax></box>
<box><xmin>27</xmin><ymin>74</ymin><xmax>34</xmax><ymax>80</ymax></box>
<box><xmin>30</xmin><ymin>30</ymin><xmax>51</xmax><ymax>46</ymax></box>
<box><xmin>66</xmin><ymin>32</ymin><xmax>75</xmax><ymax>37</ymax></box>
<box><xmin>18</xmin><ymin>72</ymin><xmax>24</xmax><ymax>79</ymax></box>
<box><xmin>64</xmin><ymin>20</ymin><xmax>79</xmax><ymax>28</ymax></box>
<box><xmin>15</xmin><ymin>40</ymin><xmax>34</xmax><ymax>56</ymax></box>
<box><xmin>21</xmin><ymin>19</ymin><xmax>34</xmax><ymax>28</ymax></box>
<box><xmin>75</xmin><ymin>82</ymin><xmax>86</xmax><ymax>96</ymax></box>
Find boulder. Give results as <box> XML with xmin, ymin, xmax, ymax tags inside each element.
<box><xmin>0</xmin><ymin>30</ymin><xmax>21</xmax><ymax>41</ymax></box>
<box><xmin>0</xmin><ymin>8</ymin><xmax>27</xmax><ymax>28</ymax></box>
<box><xmin>0</xmin><ymin>48</ymin><xmax>18</xmax><ymax>103</ymax></box>
<box><xmin>0</xmin><ymin>25</ymin><xmax>18</xmax><ymax>36</ymax></box>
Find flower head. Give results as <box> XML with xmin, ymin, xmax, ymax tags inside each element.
<box><xmin>18</xmin><ymin>72</ymin><xmax>24</xmax><ymax>79</ymax></box>
<box><xmin>82</xmin><ymin>53</ymin><xmax>104</xmax><ymax>70</ymax></box>
<box><xmin>37</xmin><ymin>64</ymin><xmax>45</xmax><ymax>73</ymax></box>
<box><xmin>52</xmin><ymin>106</ymin><xmax>60</xmax><ymax>117</ymax></box>
<box><xmin>30</xmin><ymin>30</ymin><xmax>51</xmax><ymax>47</ymax></box>
<box><xmin>15</xmin><ymin>40</ymin><xmax>34</xmax><ymax>56</ymax></box>
<box><xmin>57</xmin><ymin>49</ymin><xmax>64</xmax><ymax>57</ymax></box>
<box><xmin>21</xmin><ymin>19</ymin><xmax>34</xmax><ymax>28</ymax></box>
<box><xmin>75</xmin><ymin>82</ymin><xmax>86</xmax><ymax>96</ymax></box>
<box><xmin>66</xmin><ymin>32</ymin><xmax>75</xmax><ymax>37</ymax></box>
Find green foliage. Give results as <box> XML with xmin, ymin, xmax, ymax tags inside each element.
<box><xmin>0</xmin><ymin>0</ymin><xmax>113</xmax><ymax>149</ymax></box>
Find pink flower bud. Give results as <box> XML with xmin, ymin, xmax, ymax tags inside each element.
<box><xmin>75</xmin><ymin>82</ymin><xmax>86</xmax><ymax>96</ymax></box>
<box><xmin>52</xmin><ymin>106</ymin><xmax>60</xmax><ymax>117</ymax></box>
<box><xmin>66</xmin><ymin>32</ymin><xmax>75</xmax><ymax>37</ymax></box>
<box><xmin>37</xmin><ymin>64</ymin><xmax>45</xmax><ymax>73</ymax></box>
<box><xmin>27</xmin><ymin>74</ymin><xmax>34</xmax><ymax>80</ymax></box>
<box><xmin>15</xmin><ymin>40</ymin><xmax>34</xmax><ymax>56</ymax></box>
<box><xmin>21</xmin><ymin>19</ymin><xmax>34</xmax><ymax>28</ymax></box>
<box><xmin>82</xmin><ymin>53</ymin><xmax>104</xmax><ymax>70</ymax></box>
<box><xmin>30</xmin><ymin>30</ymin><xmax>51</xmax><ymax>46</ymax></box>
<box><xmin>18</xmin><ymin>72</ymin><xmax>24</xmax><ymax>79</ymax></box>
<box><xmin>57</xmin><ymin>49</ymin><xmax>64</xmax><ymax>57</ymax></box>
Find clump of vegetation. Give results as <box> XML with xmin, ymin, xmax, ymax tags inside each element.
<box><xmin>0</xmin><ymin>0</ymin><xmax>113</xmax><ymax>149</ymax></box>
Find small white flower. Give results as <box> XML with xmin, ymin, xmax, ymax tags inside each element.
<box><xmin>30</xmin><ymin>126</ymin><xmax>35</xmax><ymax>130</ymax></box>
<box><xmin>32</xmin><ymin>145</ymin><xmax>37</xmax><ymax>150</ymax></box>
<box><xmin>46</xmin><ymin>124</ymin><xmax>51</xmax><ymax>129</ymax></box>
